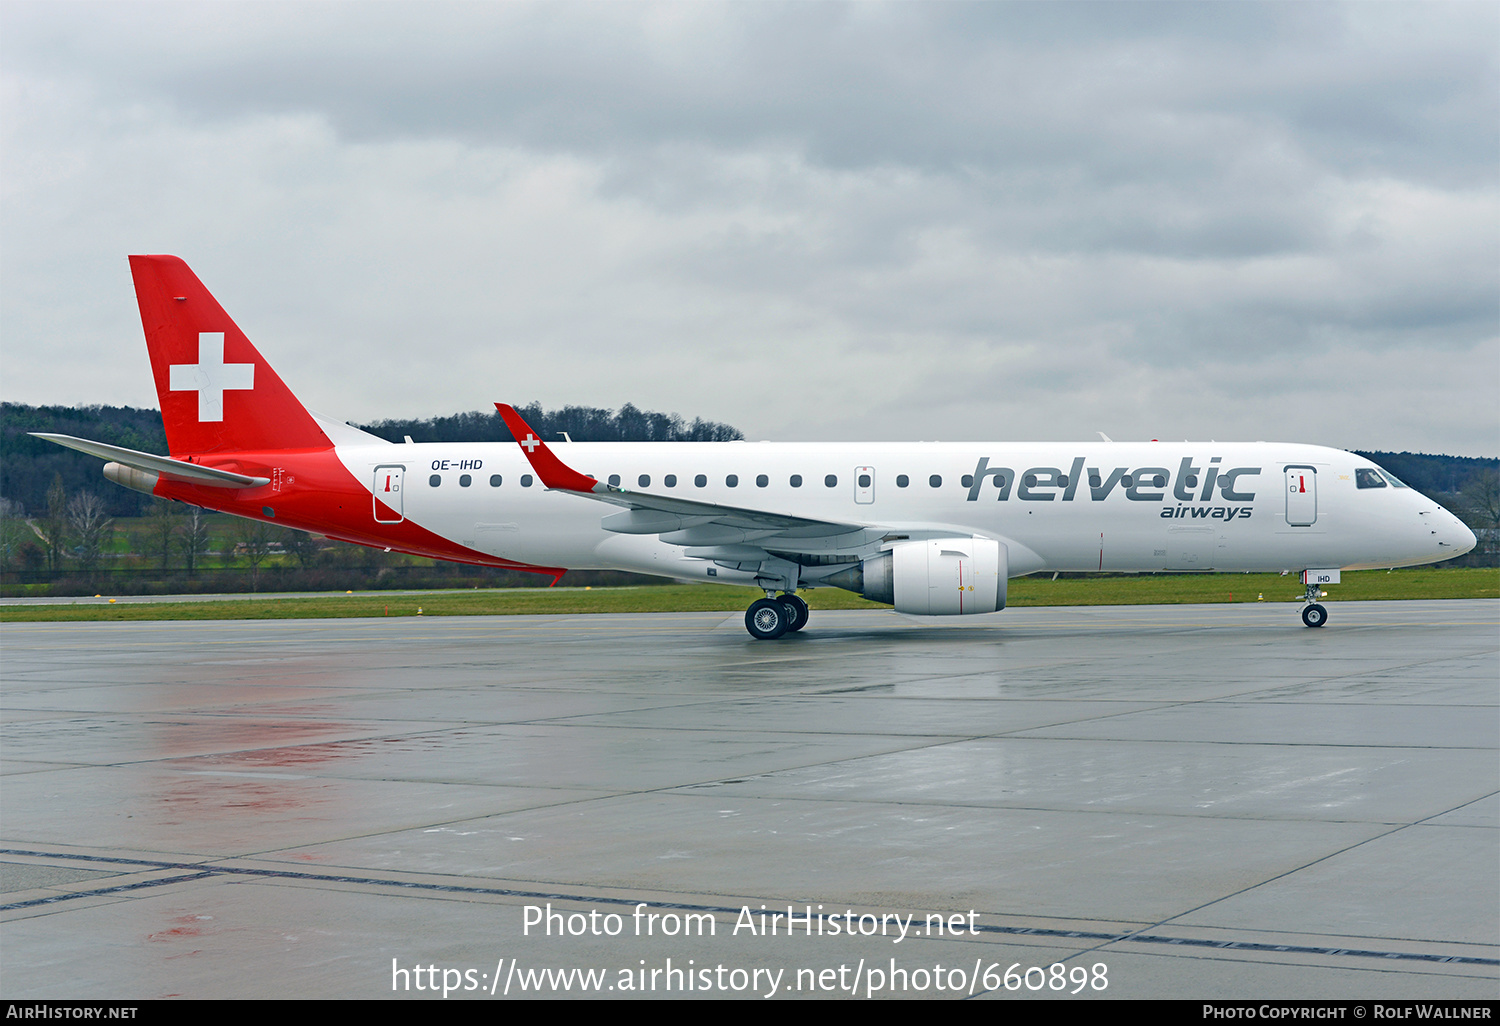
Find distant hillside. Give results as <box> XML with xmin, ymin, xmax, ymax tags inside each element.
<box><xmin>359</xmin><ymin>402</ymin><xmax>743</xmax><ymax>445</ymax></box>
<box><xmin>2</xmin><ymin>404</ymin><xmax>171</xmax><ymax>517</ymax></box>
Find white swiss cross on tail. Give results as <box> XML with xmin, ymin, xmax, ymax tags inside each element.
<box><xmin>169</xmin><ymin>332</ymin><xmax>255</xmax><ymax>422</ymax></box>
<box><xmin>521</xmin><ymin>434</ymin><xmax>541</xmax><ymax>452</ymax></box>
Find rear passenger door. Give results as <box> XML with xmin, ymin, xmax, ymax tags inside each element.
<box><xmin>374</xmin><ymin>465</ymin><xmax>405</xmax><ymax>523</ymax></box>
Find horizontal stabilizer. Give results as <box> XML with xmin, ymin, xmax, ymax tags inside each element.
<box><xmin>31</xmin><ymin>433</ymin><xmax>270</xmax><ymax>488</ymax></box>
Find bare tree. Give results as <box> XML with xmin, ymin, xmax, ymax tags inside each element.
<box><xmin>1459</xmin><ymin>468</ymin><xmax>1500</xmax><ymax>530</ymax></box>
<box><xmin>236</xmin><ymin>518</ymin><xmax>277</xmax><ymax>591</ymax></box>
<box><xmin>0</xmin><ymin>498</ymin><xmax>27</xmax><ymax>572</ymax></box>
<box><xmin>279</xmin><ymin>527</ymin><xmax>321</xmax><ymax>569</ymax></box>
<box><xmin>1459</xmin><ymin>468</ymin><xmax>1500</xmax><ymax>564</ymax></box>
<box><xmin>146</xmin><ymin>496</ymin><xmax>177</xmax><ymax>570</ymax></box>
<box><xmin>177</xmin><ymin>506</ymin><xmax>211</xmax><ymax>576</ymax></box>
<box><xmin>41</xmin><ymin>475</ymin><xmax>68</xmax><ymax>573</ymax></box>
<box><xmin>66</xmin><ymin>492</ymin><xmax>114</xmax><ymax>575</ymax></box>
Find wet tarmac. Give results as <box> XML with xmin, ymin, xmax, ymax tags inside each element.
<box><xmin>2</xmin><ymin>601</ymin><xmax>1496</xmax><ymax>999</ymax></box>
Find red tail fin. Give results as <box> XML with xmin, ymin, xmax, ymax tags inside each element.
<box><xmin>129</xmin><ymin>255</ymin><xmax>330</xmax><ymax>456</ymax></box>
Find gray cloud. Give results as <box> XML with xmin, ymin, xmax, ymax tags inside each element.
<box><xmin>1</xmin><ymin>1</ymin><xmax>1495</xmax><ymax>456</ymax></box>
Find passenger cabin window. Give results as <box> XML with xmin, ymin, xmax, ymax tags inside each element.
<box><xmin>962</xmin><ymin>474</ymin><xmax>973</xmax><ymax>487</ymax></box>
<box><xmin>929</xmin><ymin>475</ymin><xmax>942</xmax><ymax>488</ymax></box>
<box><xmin>726</xmin><ymin>474</ymin><xmax>738</xmax><ymax>487</ymax></box>
<box><xmin>825</xmin><ymin>474</ymin><xmax>837</xmax><ymax>487</ymax></box>
<box><xmin>489</xmin><ymin>474</ymin><xmax>502</xmax><ymax>487</ymax></box>
<box><xmin>897</xmin><ymin>475</ymin><xmax>909</xmax><ymax>488</ymax></box>
<box><xmin>790</xmin><ymin>475</ymin><xmax>802</xmax><ymax>487</ymax></box>
<box><xmin>608</xmin><ymin>474</ymin><xmax>621</xmax><ymax>487</ymax></box>
<box><xmin>1356</xmin><ymin>468</ymin><xmax>1388</xmax><ymax>489</ymax></box>
<box><xmin>459</xmin><ymin>474</ymin><xmax>472</xmax><ymax>487</ymax></box>
<box><xmin>694</xmin><ymin>474</ymin><xmax>707</xmax><ymax>487</ymax></box>
<box><xmin>429</xmin><ymin>474</ymin><xmax>441</xmax><ymax>487</ymax></box>
<box><xmin>521</xmin><ymin>474</ymin><xmax>534</xmax><ymax>487</ymax></box>
<box><xmin>756</xmin><ymin>474</ymin><xmax>768</xmax><ymax>487</ymax></box>
<box><xmin>665</xmin><ymin>474</ymin><xmax>677</xmax><ymax>487</ymax></box>
<box><xmin>858</xmin><ymin>474</ymin><xmax>871</xmax><ymax>487</ymax></box>
<box><xmin>638</xmin><ymin>474</ymin><xmax>650</xmax><ymax>487</ymax></box>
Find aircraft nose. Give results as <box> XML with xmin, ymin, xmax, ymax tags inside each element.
<box><xmin>1421</xmin><ymin>506</ymin><xmax>1477</xmax><ymax>560</ymax></box>
<box><xmin>1435</xmin><ymin>508</ymin><xmax>1478</xmax><ymax>557</ymax></box>
<box><xmin>1453</xmin><ymin>518</ymin><xmax>1477</xmax><ymax>556</ymax></box>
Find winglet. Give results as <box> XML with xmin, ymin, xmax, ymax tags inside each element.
<box><xmin>495</xmin><ymin>404</ymin><xmax>601</xmax><ymax>493</ymax></box>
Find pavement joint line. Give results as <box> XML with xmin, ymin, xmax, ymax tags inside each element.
<box><xmin>3</xmin><ymin>847</ymin><xmax>1493</xmax><ymax>967</ymax></box>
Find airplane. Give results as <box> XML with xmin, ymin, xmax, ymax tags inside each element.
<box><xmin>35</xmin><ymin>255</ymin><xmax>1477</xmax><ymax>639</ymax></box>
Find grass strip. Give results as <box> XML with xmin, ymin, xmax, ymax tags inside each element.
<box><xmin>2</xmin><ymin>568</ymin><xmax>1493</xmax><ymax>623</ymax></box>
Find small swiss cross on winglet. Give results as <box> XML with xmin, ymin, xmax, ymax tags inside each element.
<box><xmin>494</xmin><ymin>404</ymin><xmax>600</xmax><ymax>493</ymax></box>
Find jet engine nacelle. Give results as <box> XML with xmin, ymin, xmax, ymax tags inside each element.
<box><xmin>103</xmin><ymin>461</ymin><xmax>160</xmax><ymax>495</ymax></box>
<box><xmin>843</xmin><ymin>537</ymin><xmax>1008</xmax><ymax>615</ymax></box>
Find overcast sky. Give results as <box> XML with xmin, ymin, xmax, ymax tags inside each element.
<box><xmin>2</xmin><ymin>1</ymin><xmax>1496</xmax><ymax>455</ymax></box>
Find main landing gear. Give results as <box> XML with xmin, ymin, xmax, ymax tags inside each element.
<box><xmin>745</xmin><ymin>593</ymin><xmax>809</xmax><ymax>640</ymax></box>
<box><xmin>1301</xmin><ymin>581</ymin><xmax>1328</xmax><ymax>628</ymax></box>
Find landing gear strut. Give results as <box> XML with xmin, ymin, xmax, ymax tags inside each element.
<box><xmin>745</xmin><ymin>593</ymin><xmax>809</xmax><ymax>640</ymax></box>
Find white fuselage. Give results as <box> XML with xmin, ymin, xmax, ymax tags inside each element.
<box><xmin>336</xmin><ymin>439</ymin><xmax>1471</xmax><ymax>586</ymax></box>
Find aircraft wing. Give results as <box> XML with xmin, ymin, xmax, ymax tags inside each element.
<box><xmin>31</xmin><ymin>433</ymin><xmax>272</xmax><ymax>488</ymax></box>
<box><xmin>494</xmin><ymin>404</ymin><xmax>869</xmax><ymax>546</ymax></box>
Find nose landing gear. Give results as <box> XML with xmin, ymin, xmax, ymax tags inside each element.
<box><xmin>1299</xmin><ymin>570</ymin><xmax>1337</xmax><ymax>628</ymax></box>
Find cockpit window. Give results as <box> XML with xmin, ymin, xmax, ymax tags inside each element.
<box><xmin>1378</xmin><ymin>470</ymin><xmax>1409</xmax><ymax>488</ymax></box>
<box><xmin>1355</xmin><ymin>468</ymin><xmax>1387</xmax><ymax>489</ymax></box>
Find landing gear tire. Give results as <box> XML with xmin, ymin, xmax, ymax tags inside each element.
<box><xmin>746</xmin><ymin>598</ymin><xmax>790</xmax><ymax>640</ymax></box>
<box><xmin>779</xmin><ymin>593</ymin><xmax>809</xmax><ymax>633</ymax></box>
<box><xmin>1301</xmin><ymin>603</ymin><xmax>1328</xmax><ymax>628</ymax></box>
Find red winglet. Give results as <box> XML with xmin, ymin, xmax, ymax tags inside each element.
<box><xmin>495</xmin><ymin>404</ymin><xmax>600</xmax><ymax>493</ymax></box>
